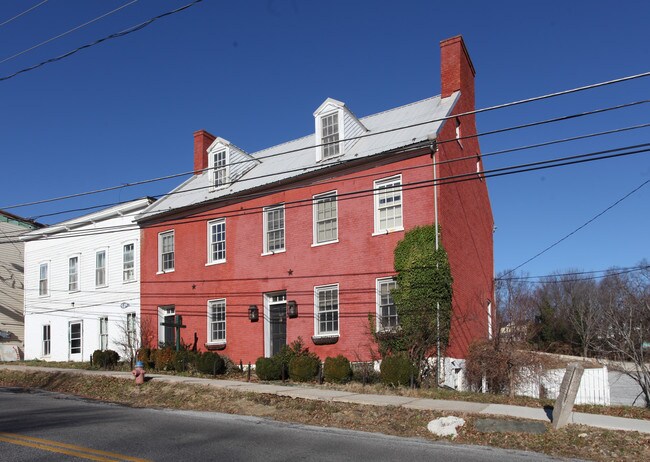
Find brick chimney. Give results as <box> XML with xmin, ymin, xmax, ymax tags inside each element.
<box><xmin>193</xmin><ymin>129</ymin><xmax>216</xmax><ymax>175</ymax></box>
<box><xmin>440</xmin><ymin>35</ymin><xmax>476</xmax><ymax>103</ymax></box>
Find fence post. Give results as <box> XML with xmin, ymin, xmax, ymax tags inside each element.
<box><xmin>247</xmin><ymin>362</ymin><xmax>251</xmax><ymax>382</ymax></box>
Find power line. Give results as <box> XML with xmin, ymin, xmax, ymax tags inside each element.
<box><xmin>0</xmin><ymin>0</ymin><xmax>139</xmax><ymax>65</ymax></box>
<box><xmin>2</xmin><ymin>142</ymin><xmax>648</xmax><ymax>244</ymax></box>
<box><xmin>0</xmin><ymin>0</ymin><xmax>48</xmax><ymax>28</ymax></box>
<box><xmin>501</xmin><ymin>179</ymin><xmax>650</xmax><ymax>278</ymax></box>
<box><xmin>24</xmin><ymin>121</ymin><xmax>650</xmax><ymax>223</ymax></box>
<box><xmin>496</xmin><ymin>265</ymin><xmax>650</xmax><ymax>282</ymax></box>
<box><xmin>0</xmin><ymin>0</ymin><xmax>203</xmax><ymax>82</ymax></box>
<box><xmin>2</xmin><ymin>96</ymin><xmax>647</xmax><ymax>213</ymax></box>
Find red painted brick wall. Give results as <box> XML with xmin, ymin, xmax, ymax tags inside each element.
<box><xmin>139</xmin><ymin>35</ymin><xmax>493</xmax><ymax>364</ymax></box>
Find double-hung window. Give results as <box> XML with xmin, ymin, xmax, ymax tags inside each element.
<box><xmin>212</xmin><ymin>150</ymin><xmax>228</xmax><ymax>188</ymax></box>
<box><xmin>123</xmin><ymin>243</ymin><xmax>135</xmax><ymax>282</ymax></box>
<box><xmin>99</xmin><ymin>317</ymin><xmax>108</xmax><ymax>350</ymax></box>
<box><xmin>95</xmin><ymin>250</ymin><xmax>107</xmax><ymax>287</ymax></box>
<box><xmin>69</xmin><ymin>322</ymin><xmax>82</xmax><ymax>355</ymax></box>
<box><xmin>42</xmin><ymin>325</ymin><xmax>51</xmax><ymax>356</ymax></box>
<box><xmin>208</xmin><ymin>219</ymin><xmax>226</xmax><ymax>264</ymax></box>
<box><xmin>377</xmin><ymin>278</ymin><xmax>398</xmax><ymax>330</ymax></box>
<box><xmin>68</xmin><ymin>256</ymin><xmax>79</xmax><ymax>292</ymax></box>
<box><xmin>315</xmin><ymin>284</ymin><xmax>339</xmax><ymax>336</ymax></box>
<box><xmin>263</xmin><ymin>205</ymin><xmax>285</xmax><ymax>254</ymax></box>
<box><xmin>159</xmin><ymin>231</ymin><xmax>175</xmax><ymax>272</ymax></box>
<box><xmin>313</xmin><ymin>192</ymin><xmax>338</xmax><ymax>245</ymax></box>
<box><xmin>208</xmin><ymin>299</ymin><xmax>226</xmax><ymax>343</ymax></box>
<box><xmin>374</xmin><ymin>175</ymin><xmax>403</xmax><ymax>233</ymax></box>
<box><xmin>321</xmin><ymin>113</ymin><xmax>340</xmax><ymax>159</ymax></box>
<box><xmin>38</xmin><ymin>263</ymin><xmax>49</xmax><ymax>296</ymax></box>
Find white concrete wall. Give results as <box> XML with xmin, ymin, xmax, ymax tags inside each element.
<box><xmin>23</xmin><ymin>206</ymin><xmax>146</xmax><ymax>362</ymax></box>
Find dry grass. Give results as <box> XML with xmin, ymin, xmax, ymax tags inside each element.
<box><xmin>1</xmin><ymin>369</ymin><xmax>650</xmax><ymax>461</ymax></box>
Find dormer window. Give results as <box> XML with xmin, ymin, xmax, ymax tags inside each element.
<box><xmin>321</xmin><ymin>112</ymin><xmax>340</xmax><ymax>159</ymax></box>
<box><xmin>212</xmin><ymin>149</ymin><xmax>228</xmax><ymax>188</ymax></box>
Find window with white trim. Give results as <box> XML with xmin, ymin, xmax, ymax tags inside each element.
<box><xmin>321</xmin><ymin>112</ymin><xmax>340</xmax><ymax>159</ymax></box>
<box><xmin>95</xmin><ymin>250</ymin><xmax>107</xmax><ymax>287</ymax></box>
<box><xmin>208</xmin><ymin>299</ymin><xmax>226</xmax><ymax>343</ymax></box>
<box><xmin>159</xmin><ymin>231</ymin><xmax>175</xmax><ymax>272</ymax></box>
<box><xmin>68</xmin><ymin>256</ymin><xmax>79</xmax><ymax>292</ymax></box>
<box><xmin>315</xmin><ymin>284</ymin><xmax>339</xmax><ymax>336</ymax></box>
<box><xmin>99</xmin><ymin>317</ymin><xmax>108</xmax><ymax>350</ymax></box>
<box><xmin>374</xmin><ymin>175</ymin><xmax>403</xmax><ymax>233</ymax></box>
<box><xmin>123</xmin><ymin>243</ymin><xmax>135</xmax><ymax>282</ymax></box>
<box><xmin>212</xmin><ymin>149</ymin><xmax>228</xmax><ymax>188</ymax></box>
<box><xmin>313</xmin><ymin>192</ymin><xmax>337</xmax><ymax>244</ymax></box>
<box><xmin>208</xmin><ymin>219</ymin><xmax>226</xmax><ymax>264</ymax></box>
<box><xmin>263</xmin><ymin>205</ymin><xmax>285</xmax><ymax>253</ymax></box>
<box><xmin>42</xmin><ymin>325</ymin><xmax>51</xmax><ymax>356</ymax></box>
<box><xmin>377</xmin><ymin>278</ymin><xmax>398</xmax><ymax>330</ymax></box>
<box><xmin>38</xmin><ymin>262</ymin><xmax>49</xmax><ymax>296</ymax></box>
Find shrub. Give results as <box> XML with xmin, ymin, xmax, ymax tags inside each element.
<box><xmin>274</xmin><ymin>337</ymin><xmax>308</xmax><ymax>376</ymax></box>
<box><xmin>136</xmin><ymin>348</ymin><xmax>154</xmax><ymax>368</ymax></box>
<box><xmin>195</xmin><ymin>351</ymin><xmax>225</xmax><ymax>375</ymax></box>
<box><xmin>172</xmin><ymin>350</ymin><xmax>195</xmax><ymax>373</ymax></box>
<box><xmin>92</xmin><ymin>350</ymin><xmax>120</xmax><ymax>369</ymax></box>
<box><xmin>380</xmin><ymin>355</ymin><xmax>416</xmax><ymax>387</ymax></box>
<box><xmin>255</xmin><ymin>357</ymin><xmax>282</xmax><ymax>381</ymax></box>
<box><xmin>154</xmin><ymin>347</ymin><xmax>175</xmax><ymax>371</ymax></box>
<box><xmin>323</xmin><ymin>355</ymin><xmax>352</xmax><ymax>383</ymax></box>
<box><xmin>289</xmin><ymin>354</ymin><xmax>320</xmax><ymax>382</ymax></box>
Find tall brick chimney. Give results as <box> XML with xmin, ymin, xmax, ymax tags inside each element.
<box><xmin>440</xmin><ymin>35</ymin><xmax>476</xmax><ymax>104</ymax></box>
<box><xmin>193</xmin><ymin>129</ymin><xmax>216</xmax><ymax>175</ymax></box>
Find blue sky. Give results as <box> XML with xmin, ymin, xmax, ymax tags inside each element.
<box><xmin>0</xmin><ymin>0</ymin><xmax>648</xmax><ymax>278</ymax></box>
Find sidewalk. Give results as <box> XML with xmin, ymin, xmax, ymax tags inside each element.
<box><xmin>3</xmin><ymin>364</ymin><xmax>649</xmax><ymax>434</ymax></box>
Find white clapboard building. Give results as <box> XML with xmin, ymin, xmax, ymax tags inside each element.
<box><xmin>22</xmin><ymin>198</ymin><xmax>153</xmax><ymax>362</ymax></box>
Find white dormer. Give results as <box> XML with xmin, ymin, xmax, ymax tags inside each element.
<box><xmin>207</xmin><ymin>137</ymin><xmax>259</xmax><ymax>190</ymax></box>
<box><xmin>313</xmin><ymin>98</ymin><xmax>367</xmax><ymax>162</ymax></box>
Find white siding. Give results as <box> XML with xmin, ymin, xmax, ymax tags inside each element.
<box><xmin>343</xmin><ymin>109</ymin><xmax>366</xmax><ymax>153</ymax></box>
<box><xmin>228</xmin><ymin>145</ymin><xmax>257</xmax><ymax>183</ymax></box>
<box><xmin>23</xmin><ymin>201</ymin><xmax>149</xmax><ymax>362</ymax></box>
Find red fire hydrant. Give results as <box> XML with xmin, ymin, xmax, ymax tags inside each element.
<box><xmin>132</xmin><ymin>361</ymin><xmax>145</xmax><ymax>385</ymax></box>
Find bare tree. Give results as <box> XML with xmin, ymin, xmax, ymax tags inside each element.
<box><xmin>114</xmin><ymin>314</ymin><xmax>155</xmax><ymax>367</ymax></box>
<box><xmin>597</xmin><ymin>262</ymin><xmax>650</xmax><ymax>407</ymax></box>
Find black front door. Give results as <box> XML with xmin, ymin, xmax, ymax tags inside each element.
<box><xmin>270</xmin><ymin>302</ymin><xmax>286</xmax><ymax>356</ymax></box>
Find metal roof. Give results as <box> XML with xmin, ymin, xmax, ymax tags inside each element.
<box><xmin>138</xmin><ymin>92</ymin><xmax>459</xmax><ymax>221</ymax></box>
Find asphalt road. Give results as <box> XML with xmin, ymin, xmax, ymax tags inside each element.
<box><xmin>0</xmin><ymin>387</ymin><xmax>568</xmax><ymax>462</ymax></box>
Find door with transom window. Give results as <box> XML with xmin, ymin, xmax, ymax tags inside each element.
<box><xmin>265</xmin><ymin>292</ymin><xmax>286</xmax><ymax>357</ymax></box>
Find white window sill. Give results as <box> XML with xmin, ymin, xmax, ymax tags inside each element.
<box><xmin>372</xmin><ymin>227</ymin><xmax>404</xmax><ymax>237</ymax></box>
<box><xmin>69</xmin><ymin>289</ymin><xmax>80</xmax><ymax>294</ymax></box>
<box><xmin>156</xmin><ymin>269</ymin><xmax>175</xmax><ymax>275</ymax></box>
<box><xmin>205</xmin><ymin>260</ymin><xmax>226</xmax><ymax>267</ymax></box>
<box><xmin>38</xmin><ymin>294</ymin><xmax>50</xmax><ymax>298</ymax></box>
<box><xmin>311</xmin><ymin>239</ymin><xmax>339</xmax><ymax>248</ymax></box>
<box><xmin>318</xmin><ymin>152</ymin><xmax>345</xmax><ymax>163</ymax></box>
<box><xmin>261</xmin><ymin>249</ymin><xmax>286</xmax><ymax>257</ymax></box>
<box><xmin>206</xmin><ymin>341</ymin><xmax>226</xmax><ymax>346</ymax></box>
<box><xmin>122</xmin><ymin>279</ymin><xmax>137</xmax><ymax>285</ymax></box>
<box><xmin>95</xmin><ymin>285</ymin><xmax>108</xmax><ymax>289</ymax></box>
<box><xmin>313</xmin><ymin>333</ymin><xmax>339</xmax><ymax>339</ymax></box>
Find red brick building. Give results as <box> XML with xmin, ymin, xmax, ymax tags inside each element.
<box><xmin>136</xmin><ymin>36</ymin><xmax>494</xmax><ymax>367</ymax></box>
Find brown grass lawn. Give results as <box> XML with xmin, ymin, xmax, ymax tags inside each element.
<box><xmin>1</xmin><ymin>369</ymin><xmax>650</xmax><ymax>461</ymax></box>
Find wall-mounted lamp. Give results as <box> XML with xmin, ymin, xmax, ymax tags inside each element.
<box><xmin>248</xmin><ymin>305</ymin><xmax>259</xmax><ymax>322</ymax></box>
<box><xmin>287</xmin><ymin>300</ymin><xmax>298</xmax><ymax>319</ymax></box>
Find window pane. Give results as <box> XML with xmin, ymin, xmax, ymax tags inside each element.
<box><xmin>265</xmin><ymin>207</ymin><xmax>285</xmax><ymax>252</ymax></box>
<box><xmin>123</xmin><ymin>244</ymin><xmax>135</xmax><ymax>281</ymax></box>
<box><xmin>317</xmin><ymin>287</ymin><xmax>339</xmax><ymax>334</ymax></box>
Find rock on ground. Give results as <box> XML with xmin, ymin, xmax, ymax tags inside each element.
<box><xmin>427</xmin><ymin>416</ymin><xmax>465</xmax><ymax>439</ymax></box>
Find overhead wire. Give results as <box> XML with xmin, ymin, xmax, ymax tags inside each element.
<box><xmin>500</xmin><ymin>178</ymin><xmax>650</xmax><ymax>278</ymax></box>
<box><xmin>2</xmin><ymin>97</ymin><xmax>648</xmax><ymax>214</ymax></box>
<box><xmin>0</xmin><ymin>0</ymin><xmax>204</xmax><ymax>82</ymax></box>
<box><xmin>2</xmin><ymin>141</ymin><xmax>648</xmax><ymax>244</ymax></box>
<box><xmin>22</xmin><ymin>120</ymin><xmax>650</xmax><ymax>223</ymax></box>
<box><xmin>0</xmin><ymin>0</ymin><xmax>48</xmax><ymax>28</ymax></box>
<box><xmin>0</xmin><ymin>0</ymin><xmax>139</xmax><ymax>65</ymax></box>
